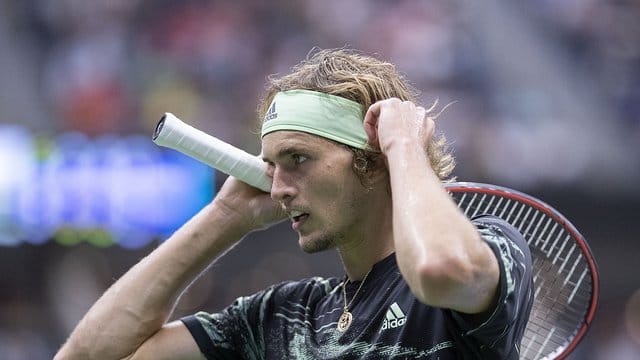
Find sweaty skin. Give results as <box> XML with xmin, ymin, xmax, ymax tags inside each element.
<box><xmin>364</xmin><ymin>98</ymin><xmax>499</xmax><ymax>314</ymax></box>
<box><xmin>54</xmin><ymin>99</ymin><xmax>499</xmax><ymax>360</ymax></box>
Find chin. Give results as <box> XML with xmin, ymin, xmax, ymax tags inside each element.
<box><xmin>299</xmin><ymin>235</ymin><xmax>335</xmax><ymax>254</ymax></box>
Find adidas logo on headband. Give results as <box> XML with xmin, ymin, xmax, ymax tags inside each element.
<box><xmin>264</xmin><ymin>102</ymin><xmax>278</xmax><ymax>122</ymax></box>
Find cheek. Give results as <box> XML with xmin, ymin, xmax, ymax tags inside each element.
<box><xmin>317</xmin><ymin>161</ymin><xmax>359</xmax><ymax>197</ymax></box>
<box><xmin>317</xmin><ymin>174</ymin><xmax>364</xmax><ymax>218</ymax></box>
<box><xmin>309</xmin><ymin>153</ymin><xmax>362</xmax><ymax>217</ymax></box>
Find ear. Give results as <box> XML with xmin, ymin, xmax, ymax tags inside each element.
<box><xmin>363</xmin><ymin>103</ymin><xmax>381</xmax><ymax>150</ymax></box>
<box><xmin>367</xmin><ymin>154</ymin><xmax>389</xmax><ymax>184</ymax></box>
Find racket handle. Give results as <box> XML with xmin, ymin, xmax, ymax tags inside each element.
<box><xmin>152</xmin><ymin>113</ymin><xmax>272</xmax><ymax>192</ymax></box>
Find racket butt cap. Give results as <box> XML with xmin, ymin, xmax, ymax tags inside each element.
<box><xmin>152</xmin><ymin>113</ymin><xmax>169</xmax><ymax>141</ymax></box>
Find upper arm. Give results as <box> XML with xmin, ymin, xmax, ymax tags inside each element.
<box><xmin>445</xmin><ymin>217</ymin><xmax>534</xmax><ymax>357</ymax></box>
<box><xmin>431</xmin><ymin>216</ymin><xmax>531</xmax><ymax>315</ymax></box>
<box><xmin>454</xmin><ymin>216</ymin><xmax>533</xmax><ymax>320</ymax></box>
<box><xmin>126</xmin><ymin>321</ymin><xmax>205</xmax><ymax>360</ymax></box>
<box><xmin>434</xmin><ymin>237</ymin><xmax>501</xmax><ymax>315</ymax></box>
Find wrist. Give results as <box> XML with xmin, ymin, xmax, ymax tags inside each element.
<box><xmin>384</xmin><ymin>139</ymin><xmax>428</xmax><ymax>168</ymax></box>
<box><xmin>205</xmin><ymin>200</ymin><xmax>256</xmax><ymax>237</ymax></box>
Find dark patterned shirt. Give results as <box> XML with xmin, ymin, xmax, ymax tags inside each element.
<box><xmin>182</xmin><ymin>215</ymin><xmax>533</xmax><ymax>359</ymax></box>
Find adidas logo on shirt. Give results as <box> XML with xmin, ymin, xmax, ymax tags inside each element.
<box><xmin>264</xmin><ymin>102</ymin><xmax>277</xmax><ymax>122</ymax></box>
<box><xmin>381</xmin><ymin>302</ymin><xmax>406</xmax><ymax>332</ymax></box>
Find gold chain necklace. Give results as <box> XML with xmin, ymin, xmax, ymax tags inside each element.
<box><xmin>337</xmin><ymin>269</ymin><xmax>371</xmax><ymax>332</ymax></box>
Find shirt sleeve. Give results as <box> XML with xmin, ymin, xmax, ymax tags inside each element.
<box><xmin>446</xmin><ymin>214</ymin><xmax>534</xmax><ymax>359</ymax></box>
<box><xmin>181</xmin><ymin>286</ymin><xmax>276</xmax><ymax>360</ymax></box>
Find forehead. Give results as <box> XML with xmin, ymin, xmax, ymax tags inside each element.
<box><xmin>261</xmin><ymin>131</ymin><xmax>337</xmax><ymax>158</ymax></box>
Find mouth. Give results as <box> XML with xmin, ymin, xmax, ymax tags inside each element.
<box><xmin>288</xmin><ymin>210</ymin><xmax>310</xmax><ymax>230</ymax></box>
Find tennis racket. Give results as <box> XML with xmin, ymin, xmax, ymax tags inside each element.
<box><xmin>153</xmin><ymin>113</ymin><xmax>599</xmax><ymax>360</ymax></box>
<box><xmin>445</xmin><ymin>183</ymin><xmax>598</xmax><ymax>360</ymax></box>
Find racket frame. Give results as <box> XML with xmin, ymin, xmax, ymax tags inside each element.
<box><xmin>446</xmin><ymin>182</ymin><xmax>599</xmax><ymax>360</ymax></box>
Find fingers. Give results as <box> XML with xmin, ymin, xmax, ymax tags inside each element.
<box><xmin>364</xmin><ymin>99</ymin><xmax>434</xmax><ymax>151</ymax></box>
<box><xmin>364</xmin><ymin>98</ymin><xmax>405</xmax><ymax>149</ymax></box>
<box><xmin>425</xmin><ymin>116</ymin><xmax>436</xmax><ymax>141</ymax></box>
<box><xmin>415</xmin><ymin>105</ymin><xmax>426</xmax><ymax>126</ymax></box>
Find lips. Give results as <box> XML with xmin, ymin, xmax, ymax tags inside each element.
<box><xmin>288</xmin><ymin>209</ymin><xmax>309</xmax><ymax>230</ymax></box>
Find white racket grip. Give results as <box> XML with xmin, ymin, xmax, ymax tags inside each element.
<box><xmin>152</xmin><ymin>112</ymin><xmax>272</xmax><ymax>192</ymax></box>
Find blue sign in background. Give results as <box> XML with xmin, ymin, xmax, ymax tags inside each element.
<box><xmin>0</xmin><ymin>125</ymin><xmax>214</xmax><ymax>248</ymax></box>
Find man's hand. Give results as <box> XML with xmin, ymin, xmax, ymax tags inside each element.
<box><xmin>213</xmin><ymin>172</ymin><xmax>286</xmax><ymax>234</ymax></box>
<box><xmin>363</xmin><ymin>98</ymin><xmax>435</xmax><ymax>155</ymax></box>
<box><xmin>366</xmin><ymin>99</ymin><xmax>500</xmax><ymax>315</ymax></box>
<box><xmin>54</xmin><ymin>163</ymin><xmax>285</xmax><ymax>360</ymax></box>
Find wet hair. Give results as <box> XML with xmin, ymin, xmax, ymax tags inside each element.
<box><xmin>257</xmin><ymin>48</ymin><xmax>456</xmax><ymax>185</ymax></box>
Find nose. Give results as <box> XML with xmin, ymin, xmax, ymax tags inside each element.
<box><xmin>270</xmin><ymin>166</ymin><xmax>297</xmax><ymax>204</ymax></box>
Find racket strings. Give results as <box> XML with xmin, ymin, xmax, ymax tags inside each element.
<box><xmin>450</xmin><ymin>191</ymin><xmax>593</xmax><ymax>360</ymax></box>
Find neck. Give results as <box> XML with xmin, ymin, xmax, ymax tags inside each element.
<box><xmin>338</xmin><ymin>181</ymin><xmax>395</xmax><ymax>281</ymax></box>
<box><xmin>340</xmin><ymin>245</ymin><xmax>394</xmax><ymax>281</ymax></box>
<box><xmin>337</xmin><ymin>203</ymin><xmax>394</xmax><ymax>281</ymax></box>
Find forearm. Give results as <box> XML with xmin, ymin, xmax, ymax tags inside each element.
<box><xmin>55</xmin><ymin>201</ymin><xmax>249</xmax><ymax>360</ymax></box>
<box><xmin>386</xmin><ymin>141</ymin><xmax>497</xmax><ymax>311</ymax></box>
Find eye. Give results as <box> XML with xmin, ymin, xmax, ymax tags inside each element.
<box><xmin>292</xmin><ymin>154</ymin><xmax>308</xmax><ymax>165</ymax></box>
<box><xmin>264</xmin><ymin>161</ymin><xmax>275</xmax><ymax>177</ymax></box>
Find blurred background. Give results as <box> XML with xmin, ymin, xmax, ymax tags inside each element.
<box><xmin>0</xmin><ymin>0</ymin><xmax>639</xmax><ymax>358</ymax></box>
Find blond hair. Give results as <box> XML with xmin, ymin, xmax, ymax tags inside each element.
<box><xmin>257</xmin><ymin>48</ymin><xmax>455</xmax><ymax>181</ymax></box>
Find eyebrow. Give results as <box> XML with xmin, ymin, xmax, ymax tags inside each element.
<box><xmin>262</xmin><ymin>146</ymin><xmax>304</xmax><ymax>163</ymax></box>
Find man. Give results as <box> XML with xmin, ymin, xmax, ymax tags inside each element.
<box><xmin>55</xmin><ymin>49</ymin><xmax>533</xmax><ymax>359</ymax></box>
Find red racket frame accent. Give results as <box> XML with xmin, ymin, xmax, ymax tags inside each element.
<box><xmin>445</xmin><ymin>182</ymin><xmax>599</xmax><ymax>360</ymax></box>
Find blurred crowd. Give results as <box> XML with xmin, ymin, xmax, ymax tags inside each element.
<box><xmin>3</xmin><ymin>0</ymin><xmax>638</xmax><ymax>188</ymax></box>
<box><xmin>1</xmin><ymin>0</ymin><xmax>639</xmax><ymax>358</ymax></box>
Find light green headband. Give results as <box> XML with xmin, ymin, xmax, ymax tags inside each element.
<box><xmin>261</xmin><ymin>89</ymin><xmax>375</xmax><ymax>151</ymax></box>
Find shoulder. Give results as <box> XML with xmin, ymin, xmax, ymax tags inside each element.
<box><xmin>272</xmin><ymin>276</ymin><xmax>340</xmax><ymax>294</ymax></box>
<box><xmin>472</xmin><ymin>214</ymin><xmax>531</xmax><ymax>262</ymax></box>
<box><xmin>447</xmin><ymin>215</ymin><xmax>534</xmax><ymax>358</ymax></box>
<box><xmin>183</xmin><ymin>276</ymin><xmax>341</xmax><ymax>335</ymax></box>
<box><xmin>248</xmin><ymin>276</ymin><xmax>342</xmax><ymax>307</ymax></box>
